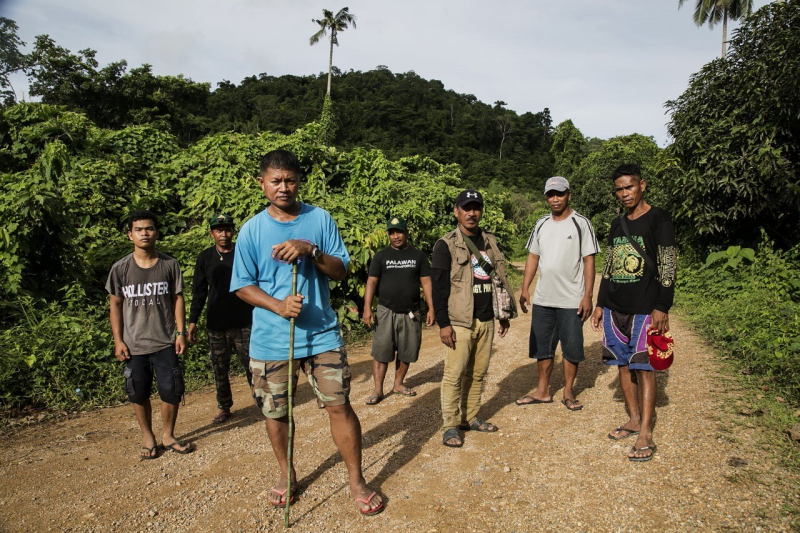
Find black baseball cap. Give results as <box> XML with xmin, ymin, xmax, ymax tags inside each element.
<box><xmin>455</xmin><ymin>189</ymin><xmax>483</xmax><ymax>207</ymax></box>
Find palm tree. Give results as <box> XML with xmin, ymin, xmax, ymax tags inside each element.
<box><xmin>679</xmin><ymin>0</ymin><xmax>754</xmax><ymax>57</ymax></box>
<box><xmin>309</xmin><ymin>7</ymin><xmax>356</xmax><ymax>96</ymax></box>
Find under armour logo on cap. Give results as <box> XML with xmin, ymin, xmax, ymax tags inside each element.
<box><xmin>455</xmin><ymin>189</ymin><xmax>484</xmax><ymax>207</ymax></box>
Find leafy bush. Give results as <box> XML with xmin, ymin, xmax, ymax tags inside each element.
<box><xmin>665</xmin><ymin>0</ymin><xmax>800</xmax><ymax>249</ymax></box>
<box><xmin>677</xmin><ymin>242</ymin><xmax>800</xmax><ymax>404</ymax></box>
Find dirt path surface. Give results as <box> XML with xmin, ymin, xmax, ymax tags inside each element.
<box><xmin>1</xmin><ymin>275</ymin><xmax>797</xmax><ymax>531</ymax></box>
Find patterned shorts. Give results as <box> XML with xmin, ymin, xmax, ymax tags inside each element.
<box><xmin>601</xmin><ymin>308</ymin><xmax>654</xmax><ymax>371</ymax></box>
<box><xmin>249</xmin><ymin>348</ymin><xmax>351</xmax><ymax>419</ymax></box>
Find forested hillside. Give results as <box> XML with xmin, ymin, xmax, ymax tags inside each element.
<box><xmin>19</xmin><ymin>34</ymin><xmax>553</xmax><ymax>190</ymax></box>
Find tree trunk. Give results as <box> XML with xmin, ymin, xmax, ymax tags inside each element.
<box><xmin>327</xmin><ymin>31</ymin><xmax>334</xmax><ymax>96</ymax></box>
<box><xmin>721</xmin><ymin>9</ymin><xmax>728</xmax><ymax>57</ymax></box>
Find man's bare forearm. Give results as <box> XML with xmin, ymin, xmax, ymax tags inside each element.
<box><xmin>174</xmin><ymin>293</ymin><xmax>186</xmax><ymax>332</ymax></box>
<box><xmin>235</xmin><ymin>285</ymin><xmax>283</xmax><ymax>314</ymax></box>
<box><xmin>314</xmin><ymin>254</ymin><xmax>347</xmax><ymax>281</ymax></box>
<box><xmin>363</xmin><ymin>276</ymin><xmax>378</xmax><ymax>310</ymax></box>
<box><xmin>421</xmin><ymin>276</ymin><xmax>434</xmax><ymax>310</ymax></box>
<box><xmin>109</xmin><ymin>296</ymin><xmax>124</xmax><ymax>343</ymax></box>
<box><xmin>582</xmin><ymin>255</ymin><xmax>595</xmax><ymax>298</ymax></box>
<box><xmin>522</xmin><ymin>253</ymin><xmax>540</xmax><ymax>292</ymax></box>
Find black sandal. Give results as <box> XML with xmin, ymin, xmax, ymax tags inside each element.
<box><xmin>442</xmin><ymin>428</ymin><xmax>463</xmax><ymax>448</ymax></box>
<box><xmin>460</xmin><ymin>417</ymin><xmax>498</xmax><ymax>432</ymax></box>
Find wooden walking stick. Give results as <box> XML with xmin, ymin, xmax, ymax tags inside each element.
<box><xmin>284</xmin><ymin>261</ymin><xmax>298</xmax><ymax>528</ymax></box>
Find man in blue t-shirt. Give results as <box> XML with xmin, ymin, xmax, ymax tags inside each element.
<box><xmin>231</xmin><ymin>150</ymin><xmax>384</xmax><ymax>517</ymax></box>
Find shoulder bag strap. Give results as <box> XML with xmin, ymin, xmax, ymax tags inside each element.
<box><xmin>619</xmin><ymin>215</ymin><xmax>659</xmax><ymax>280</ymax></box>
<box><xmin>462</xmin><ymin>233</ymin><xmax>495</xmax><ymax>275</ymax></box>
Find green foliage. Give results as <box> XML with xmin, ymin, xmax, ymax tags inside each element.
<box><xmin>0</xmin><ymin>285</ymin><xmax>116</xmax><ymax>410</ymax></box>
<box><xmin>703</xmin><ymin>245</ymin><xmax>755</xmax><ymax>270</ymax></box>
<box><xmin>0</xmin><ymin>104</ymin><xmax>180</xmax><ymax>299</ymax></box>
<box><xmin>569</xmin><ymin>134</ymin><xmax>663</xmax><ymax>238</ymax></box>
<box><xmin>27</xmin><ymin>35</ymin><xmax>210</xmax><ymax>143</ymax></box>
<box><xmin>666</xmin><ymin>0</ymin><xmax>800</xmax><ymax>249</ymax></box>
<box><xmin>677</xmin><ymin>241</ymin><xmax>800</xmax><ymax>404</ymax></box>
<box><xmin>550</xmin><ymin>119</ymin><xmax>587</xmax><ymax>178</ymax></box>
<box><xmin>0</xmin><ymin>17</ymin><xmax>29</xmax><ymax>105</ymax></box>
<box><xmin>0</xmin><ymin>100</ymin><xmax>520</xmax><ymax>411</ymax></box>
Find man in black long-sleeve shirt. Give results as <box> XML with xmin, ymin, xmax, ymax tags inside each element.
<box><xmin>188</xmin><ymin>214</ymin><xmax>254</xmax><ymax>424</ymax></box>
<box><xmin>431</xmin><ymin>190</ymin><xmax>512</xmax><ymax>448</ymax></box>
<box><xmin>591</xmin><ymin>165</ymin><xmax>677</xmax><ymax>462</ymax></box>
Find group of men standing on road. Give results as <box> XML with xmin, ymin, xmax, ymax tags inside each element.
<box><xmin>105</xmin><ymin>147</ymin><xmax>676</xmax><ymax>517</ymax></box>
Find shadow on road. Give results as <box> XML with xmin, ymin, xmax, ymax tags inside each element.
<box><xmin>292</xmin><ymin>361</ymin><xmax>446</xmax><ymax>520</ymax></box>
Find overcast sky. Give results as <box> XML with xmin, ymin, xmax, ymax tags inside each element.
<box><xmin>1</xmin><ymin>0</ymin><xmax>772</xmax><ymax>145</ymax></box>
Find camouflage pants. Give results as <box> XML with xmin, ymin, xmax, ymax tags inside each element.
<box><xmin>250</xmin><ymin>348</ymin><xmax>350</xmax><ymax>419</ymax></box>
<box><xmin>208</xmin><ymin>327</ymin><xmax>252</xmax><ymax>410</ymax></box>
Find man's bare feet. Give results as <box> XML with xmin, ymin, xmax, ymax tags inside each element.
<box><xmin>139</xmin><ymin>445</ymin><xmax>158</xmax><ymax>460</ymax></box>
<box><xmin>211</xmin><ymin>409</ymin><xmax>231</xmax><ymax>424</ymax></box>
<box><xmin>628</xmin><ymin>436</ymin><xmax>657</xmax><ymax>461</ymax></box>
<box><xmin>351</xmin><ymin>483</ymin><xmax>384</xmax><ymax>516</ymax></box>
<box><xmin>269</xmin><ymin>473</ymin><xmax>297</xmax><ymax>507</ymax></box>
<box><xmin>161</xmin><ymin>438</ymin><xmax>195</xmax><ymax>454</ymax></box>
<box><xmin>140</xmin><ymin>434</ymin><xmax>158</xmax><ymax>459</ymax></box>
<box><xmin>515</xmin><ymin>394</ymin><xmax>553</xmax><ymax>405</ymax></box>
<box><xmin>607</xmin><ymin>422</ymin><xmax>641</xmax><ymax>440</ymax></box>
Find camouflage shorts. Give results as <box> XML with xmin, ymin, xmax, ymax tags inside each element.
<box><xmin>249</xmin><ymin>348</ymin><xmax>351</xmax><ymax>419</ymax></box>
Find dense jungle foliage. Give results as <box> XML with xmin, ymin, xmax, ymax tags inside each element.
<box><xmin>0</xmin><ymin>101</ymin><xmax>516</xmax><ymax>410</ymax></box>
<box><xmin>0</xmin><ymin>0</ymin><xmax>798</xmax><ymax>413</ymax></box>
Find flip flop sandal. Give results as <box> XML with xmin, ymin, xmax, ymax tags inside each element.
<box><xmin>139</xmin><ymin>446</ymin><xmax>159</xmax><ymax>461</ymax></box>
<box><xmin>629</xmin><ymin>444</ymin><xmax>657</xmax><ymax>462</ymax></box>
<box><xmin>161</xmin><ymin>441</ymin><xmax>195</xmax><ymax>454</ymax></box>
<box><xmin>366</xmin><ymin>395</ymin><xmax>383</xmax><ymax>405</ymax></box>
<box><xmin>515</xmin><ymin>395</ymin><xmax>553</xmax><ymax>406</ymax></box>
<box><xmin>442</xmin><ymin>428</ymin><xmax>463</xmax><ymax>448</ymax></box>
<box><xmin>355</xmin><ymin>491</ymin><xmax>384</xmax><ymax>516</ymax></box>
<box><xmin>269</xmin><ymin>487</ymin><xmax>295</xmax><ymax>508</ymax></box>
<box><xmin>561</xmin><ymin>398</ymin><xmax>584</xmax><ymax>411</ymax></box>
<box><xmin>607</xmin><ymin>427</ymin><xmax>639</xmax><ymax>440</ymax></box>
<box><xmin>393</xmin><ymin>388</ymin><xmax>417</xmax><ymax>397</ymax></box>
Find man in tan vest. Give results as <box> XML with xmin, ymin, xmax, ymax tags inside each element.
<box><xmin>431</xmin><ymin>189</ymin><xmax>512</xmax><ymax>448</ymax></box>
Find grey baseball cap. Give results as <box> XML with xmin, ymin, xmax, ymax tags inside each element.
<box><xmin>544</xmin><ymin>176</ymin><xmax>570</xmax><ymax>195</ymax></box>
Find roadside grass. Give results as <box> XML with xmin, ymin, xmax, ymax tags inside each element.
<box><xmin>675</xmin><ymin>257</ymin><xmax>800</xmax><ymax>526</ymax></box>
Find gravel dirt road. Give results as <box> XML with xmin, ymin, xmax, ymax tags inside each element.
<box><xmin>1</xmin><ymin>275</ymin><xmax>798</xmax><ymax>531</ymax></box>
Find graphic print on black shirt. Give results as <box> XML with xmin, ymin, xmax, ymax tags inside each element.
<box><xmin>597</xmin><ymin>207</ymin><xmax>677</xmax><ymax>315</ymax></box>
<box><xmin>608</xmin><ymin>234</ymin><xmax>646</xmax><ymax>283</ymax></box>
<box><xmin>368</xmin><ymin>246</ymin><xmax>431</xmax><ymax>314</ymax></box>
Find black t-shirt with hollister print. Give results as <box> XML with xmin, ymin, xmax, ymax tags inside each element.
<box><xmin>368</xmin><ymin>245</ymin><xmax>431</xmax><ymax>314</ymax></box>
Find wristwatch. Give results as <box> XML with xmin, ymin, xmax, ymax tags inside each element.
<box><xmin>310</xmin><ymin>244</ymin><xmax>323</xmax><ymax>260</ymax></box>
<box><xmin>176</xmin><ymin>331</ymin><xmax>185</xmax><ymax>337</ymax></box>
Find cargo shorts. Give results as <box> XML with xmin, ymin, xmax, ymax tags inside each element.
<box><xmin>249</xmin><ymin>348</ymin><xmax>351</xmax><ymax>419</ymax></box>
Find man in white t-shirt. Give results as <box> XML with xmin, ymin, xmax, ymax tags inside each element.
<box><xmin>516</xmin><ymin>177</ymin><xmax>599</xmax><ymax>411</ymax></box>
